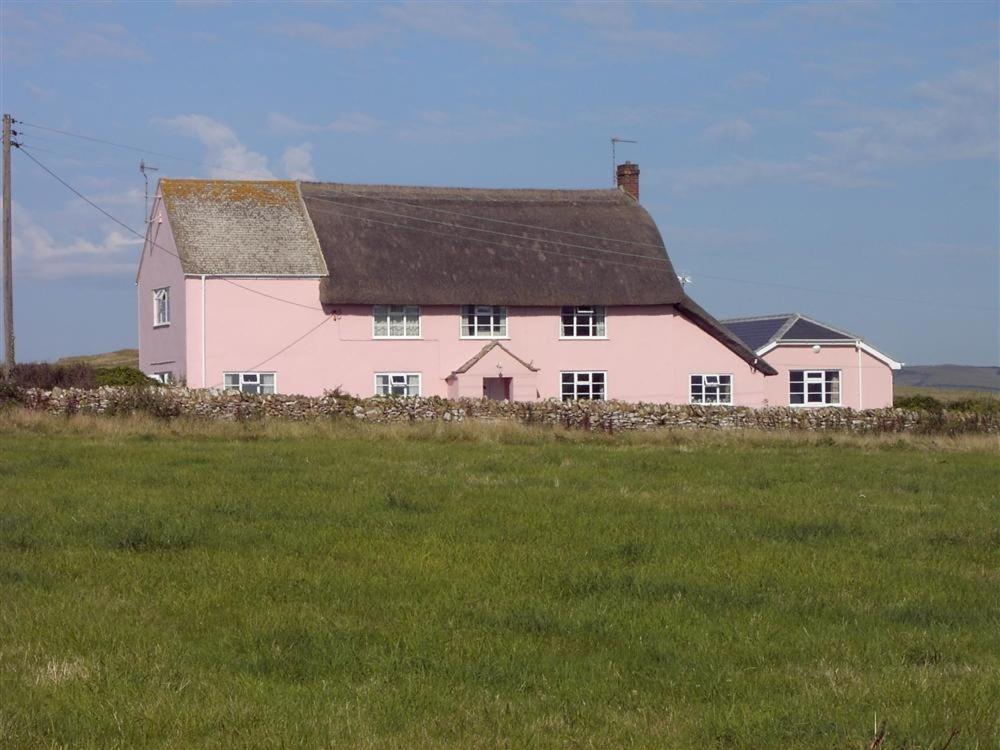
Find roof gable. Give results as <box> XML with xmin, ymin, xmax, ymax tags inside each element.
<box><xmin>159</xmin><ymin>179</ymin><xmax>327</xmax><ymax>276</ymax></box>
<box><xmin>451</xmin><ymin>341</ymin><xmax>540</xmax><ymax>376</ymax></box>
<box><xmin>722</xmin><ymin>313</ymin><xmax>903</xmax><ymax>369</ymax></box>
<box><xmin>300</xmin><ymin>182</ymin><xmax>683</xmax><ymax>306</ymax></box>
<box><xmin>782</xmin><ymin>318</ymin><xmax>854</xmax><ymax>341</ymax></box>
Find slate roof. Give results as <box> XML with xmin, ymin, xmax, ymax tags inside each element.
<box><xmin>723</xmin><ymin>313</ymin><xmax>903</xmax><ymax>368</ymax></box>
<box><xmin>300</xmin><ymin>182</ymin><xmax>684</xmax><ymax>306</ymax></box>
<box><xmin>724</xmin><ymin>313</ymin><xmax>862</xmax><ymax>349</ymax></box>
<box><xmin>159</xmin><ymin>180</ymin><xmax>327</xmax><ymax>276</ymax></box>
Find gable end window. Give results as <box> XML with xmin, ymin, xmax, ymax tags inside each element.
<box><xmin>690</xmin><ymin>374</ymin><xmax>732</xmax><ymax>405</ymax></box>
<box><xmin>224</xmin><ymin>372</ymin><xmax>276</xmax><ymax>394</ymax></box>
<box><xmin>373</xmin><ymin>305</ymin><xmax>420</xmax><ymax>338</ymax></box>
<box><xmin>461</xmin><ymin>305</ymin><xmax>507</xmax><ymax>338</ymax></box>
<box><xmin>790</xmin><ymin>370</ymin><xmax>841</xmax><ymax>406</ymax></box>
<box><xmin>375</xmin><ymin>373</ymin><xmax>421</xmax><ymax>397</ymax></box>
<box><xmin>561</xmin><ymin>306</ymin><xmax>606</xmax><ymax>338</ymax></box>
<box><xmin>561</xmin><ymin>371</ymin><xmax>606</xmax><ymax>401</ymax></box>
<box><xmin>153</xmin><ymin>287</ymin><xmax>170</xmax><ymax>327</ymax></box>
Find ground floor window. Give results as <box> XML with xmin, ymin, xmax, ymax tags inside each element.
<box><xmin>150</xmin><ymin>372</ymin><xmax>173</xmax><ymax>385</ymax></box>
<box><xmin>690</xmin><ymin>374</ymin><xmax>732</xmax><ymax>404</ymax></box>
<box><xmin>224</xmin><ymin>372</ymin><xmax>276</xmax><ymax>394</ymax></box>
<box><xmin>790</xmin><ymin>369</ymin><xmax>840</xmax><ymax>405</ymax></box>
<box><xmin>561</xmin><ymin>371</ymin><xmax>606</xmax><ymax>401</ymax></box>
<box><xmin>375</xmin><ymin>372</ymin><xmax>421</xmax><ymax>397</ymax></box>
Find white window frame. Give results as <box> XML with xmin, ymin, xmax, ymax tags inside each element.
<box><xmin>560</xmin><ymin>305</ymin><xmax>607</xmax><ymax>339</ymax></box>
<box><xmin>789</xmin><ymin>369</ymin><xmax>841</xmax><ymax>407</ymax></box>
<box><xmin>223</xmin><ymin>372</ymin><xmax>277</xmax><ymax>395</ymax></box>
<box><xmin>689</xmin><ymin>374</ymin><xmax>733</xmax><ymax>405</ymax></box>
<box><xmin>153</xmin><ymin>287</ymin><xmax>170</xmax><ymax>328</ymax></box>
<box><xmin>560</xmin><ymin>370</ymin><xmax>607</xmax><ymax>401</ymax></box>
<box><xmin>373</xmin><ymin>305</ymin><xmax>421</xmax><ymax>339</ymax></box>
<box><xmin>374</xmin><ymin>372</ymin><xmax>421</xmax><ymax>397</ymax></box>
<box><xmin>150</xmin><ymin>371</ymin><xmax>173</xmax><ymax>385</ymax></box>
<box><xmin>460</xmin><ymin>305</ymin><xmax>508</xmax><ymax>339</ymax></box>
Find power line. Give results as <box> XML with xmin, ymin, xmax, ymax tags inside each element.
<box><xmin>15</xmin><ymin>128</ymin><xmax>998</xmax><ymax>313</ymax></box>
<box><xmin>300</xmin><ymin>193</ymin><xmax>1000</xmax><ymax>312</ymax></box>
<box><xmin>17</xmin><ymin>147</ymin><xmax>326</xmax><ymax>312</ymax></box>
<box><xmin>302</xmin><ymin>191</ymin><xmax>673</xmax><ymax>264</ymax></box>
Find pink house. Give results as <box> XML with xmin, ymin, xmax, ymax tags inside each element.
<box><xmin>137</xmin><ymin>165</ymin><xmax>898</xmax><ymax>408</ymax></box>
<box><xmin>723</xmin><ymin>314</ymin><xmax>902</xmax><ymax>409</ymax></box>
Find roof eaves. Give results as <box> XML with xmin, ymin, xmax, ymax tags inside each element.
<box><xmin>677</xmin><ymin>296</ymin><xmax>779</xmax><ymax>376</ymax></box>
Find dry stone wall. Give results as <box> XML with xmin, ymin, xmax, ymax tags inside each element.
<box><xmin>7</xmin><ymin>386</ymin><xmax>999</xmax><ymax>434</ymax></box>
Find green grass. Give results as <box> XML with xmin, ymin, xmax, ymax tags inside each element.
<box><xmin>55</xmin><ymin>348</ymin><xmax>139</xmax><ymax>369</ymax></box>
<box><xmin>1</xmin><ymin>413</ymin><xmax>998</xmax><ymax>749</ymax></box>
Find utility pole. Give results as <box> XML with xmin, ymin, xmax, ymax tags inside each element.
<box><xmin>2</xmin><ymin>114</ymin><xmax>14</xmax><ymax>379</ymax></box>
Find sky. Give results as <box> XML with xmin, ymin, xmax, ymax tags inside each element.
<box><xmin>0</xmin><ymin>0</ymin><xmax>998</xmax><ymax>366</ymax></box>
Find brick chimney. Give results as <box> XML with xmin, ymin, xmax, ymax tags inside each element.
<box><xmin>616</xmin><ymin>161</ymin><xmax>639</xmax><ymax>201</ymax></box>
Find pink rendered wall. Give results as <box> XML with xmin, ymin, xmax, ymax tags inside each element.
<box><xmin>137</xmin><ymin>196</ymin><xmax>187</xmax><ymax>382</ymax></box>
<box><xmin>182</xmin><ymin>278</ymin><xmax>773</xmax><ymax>402</ymax></box>
<box><xmin>759</xmin><ymin>345</ymin><xmax>895</xmax><ymax>409</ymax></box>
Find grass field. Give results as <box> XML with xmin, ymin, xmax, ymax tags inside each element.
<box><xmin>1</xmin><ymin>412</ymin><xmax>997</xmax><ymax>749</ymax></box>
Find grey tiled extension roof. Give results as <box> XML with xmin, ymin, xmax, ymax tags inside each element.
<box><xmin>160</xmin><ymin>180</ymin><xmax>328</xmax><ymax>276</ymax></box>
<box><xmin>723</xmin><ymin>313</ymin><xmax>861</xmax><ymax>350</ymax></box>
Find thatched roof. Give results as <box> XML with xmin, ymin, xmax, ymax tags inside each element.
<box><xmin>299</xmin><ymin>182</ymin><xmax>683</xmax><ymax>306</ymax></box>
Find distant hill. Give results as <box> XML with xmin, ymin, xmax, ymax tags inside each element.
<box><xmin>56</xmin><ymin>349</ymin><xmax>139</xmax><ymax>369</ymax></box>
<box><xmin>894</xmin><ymin>365</ymin><xmax>1000</xmax><ymax>392</ymax></box>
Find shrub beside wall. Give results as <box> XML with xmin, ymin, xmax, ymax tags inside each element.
<box><xmin>5</xmin><ymin>386</ymin><xmax>999</xmax><ymax>434</ymax></box>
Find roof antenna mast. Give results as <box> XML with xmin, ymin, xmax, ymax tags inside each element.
<box><xmin>139</xmin><ymin>159</ymin><xmax>159</xmax><ymax>224</ymax></box>
<box><xmin>610</xmin><ymin>137</ymin><xmax>637</xmax><ymax>185</ymax></box>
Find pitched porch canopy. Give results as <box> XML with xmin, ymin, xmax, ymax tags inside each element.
<box><xmin>447</xmin><ymin>341</ymin><xmax>540</xmax><ymax>401</ymax></box>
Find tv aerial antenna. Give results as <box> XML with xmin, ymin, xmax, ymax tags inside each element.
<box><xmin>610</xmin><ymin>137</ymin><xmax>637</xmax><ymax>185</ymax></box>
<box><xmin>139</xmin><ymin>159</ymin><xmax>159</xmax><ymax>224</ymax></box>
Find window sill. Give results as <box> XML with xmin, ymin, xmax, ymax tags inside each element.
<box><xmin>373</xmin><ymin>336</ymin><xmax>422</xmax><ymax>340</ymax></box>
<box><xmin>690</xmin><ymin>402</ymin><xmax>734</xmax><ymax>406</ymax></box>
<box><xmin>460</xmin><ymin>335</ymin><xmax>510</xmax><ymax>341</ymax></box>
<box><xmin>789</xmin><ymin>403</ymin><xmax>842</xmax><ymax>408</ymax></box>
<box><xmin>153</xmin><ymin>323</ymin><xmax>170</xmax><ymax>329</ymax></box>
<box><xmin>558</xmin><ymin>336</ymin><xmax>609</xmax><ymax>341</ymax></box>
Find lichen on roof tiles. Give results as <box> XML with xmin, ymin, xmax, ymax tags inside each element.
<box><xmin>160</xmin><ymin>179</ymin><xmax>327</xmax><ymax>276</ymax></box>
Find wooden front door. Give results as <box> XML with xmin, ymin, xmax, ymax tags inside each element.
<box><xmin>483</xmin><ymin>377</ymin><xmax>511</xmax><ymax>401</ymax></box>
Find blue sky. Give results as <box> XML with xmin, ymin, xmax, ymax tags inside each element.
<box><xmin>1</xmin><ymin>0</ymin><xmax>997</xmax><ymax>366</ymax></box>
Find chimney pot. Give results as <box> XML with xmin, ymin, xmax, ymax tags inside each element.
<box><xmin>616</xmin><ymin>161</ymin><xmax>639</xmax><ymax>201</ymax></box>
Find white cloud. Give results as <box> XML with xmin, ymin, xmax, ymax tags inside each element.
<box><xmin>378</xmin><ymin>2</ymin><xmax>529</xmax><ymax>51</ymax></box>
<box><xmin>6</xmin><ymin>202</ymin><xmax>141</xmax><ymax>279</ymax></box>
<box><xmin>396</xmin><ymin>109</ymin><xmax>551</xmax><ymax>143</ymax></box>
<box><xmin>702</xmin><ymin>117</ymin><xmax>755</xmax><ymax>143</ymax></box>
<box><xmin>62</xmin><ymin>23</ymin><xmax>150</xmax><ymax>61</ymax></box>
<box><xmin>672</xmin><ymin>65</ymin><xmax>998</xmax><ymax>192</ymax></box>
<box><xmin>267</xmin><ymin>112</ymin><xmax>382</xmax><ymax>135</ymax></box>
<box><xmin>729</xmin><ymin>71</ymin><xmax>768</xmax><ymax>89</ymax></box>
<box><xmin>562</xmin><ymin>2</ymin><xmax>715</xmax><ymax>56</ymax></box>
<box><xmin>281</xmin><ymin>143</ymin><xmax>316</xmax><ymax>180</ymax></box>
<box><xmin>269</xmin><ymin>19</ymin><xmax>385</xmax><ymax>49</ymax></box>
<box><xmin>157</xmin><ymin>114</ymin><xmax>274</xmax><ymax>179</ymax></box>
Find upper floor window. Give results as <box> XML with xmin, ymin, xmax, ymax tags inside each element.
<box><xmin>375</xmin><ymin>372</ymin><xmax>421</xmax><ymax>397</ymax></box>
<box><xmin>461</xmin><ymin>305</ymin><xmax>507</xmax><ymax>338</ymax></box>
<box><xmin>373</xmin><ymin>305</ymin><xmax>420</xmax><ymax>338</ymax></box>
<box><xmin>561</xmin><ymin>305</ymin><xmax>606</xmax><ymax>338</ymax></box>
<box><xmin>690</xmin><ymin>374</ymin><xmax>732</xmax><ymax>405</ymax></box>
<box><xmin>153</xmin><ymin>287</ymin><xmax>170</xmax><ymax>327</ymax></box>
<box><xmin>224</xmin><ymin>372</ymin><xmax>276</xmax><ymax>395</ymax></box>
<box><xmin>790</xmin><ymin>370</ymin><xmax>841</xmax><ymax>406</ymax></box>
<box><xmin>561</xmin><ymin>371</ymin><xmax>606</xmax><ymax>401</ymax></box>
